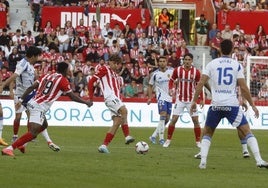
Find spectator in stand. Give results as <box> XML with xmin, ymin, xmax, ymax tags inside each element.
<box><xmin>113</xmin><ymin>23</ymin><xmax>122</xmax><ymax>38</ymax></box>
<box><xmin>20</xmin><ymin>20</ymin><xmax>30</xmax><ymax>37</ymax></box>
<box><xmin>43</xmin><ymin>20</ymin><xmax>54</xmax><ymax>36</ymax></box>
<box><xmin>259</xmin><ymin>35</ymin><xmax>268</xmax><ymax>50</ymax></box>
<box><xmin>168</xmin><ymin>51</ymin><xmax>180</xmax><ymax>68</ymax></box>
<box><xmin>75</xmin><ymin>18</ymin><xmax>88</xmax><ymax>37</ymax></box>
<box><xmin>146</xmin><ymin>49</ymin><xmax>158</xmax><ymax>72</ymax></box>
<box><xmin>241</xmin><ymin>2</ymin><xmax>252</xmax><ymax>11</ymax></box>
<box><xmin>146</xmin><ymin>19</ymin><xmax>158</xmax><ymax>38</ymax></box>
<box><xmin>64</xmin><ymin>20</ymin><xmax>75</xmax><ymax>40</ymax></box>
<box><xmin>12</xmin><ymin>29</ymin><xmax>24</xmax><ymax>47</ymax></box>
<box><xmin>118</xmin><ymin>62</ymin><xmax>132</xmax><ymax>84</ymax></box>
<box><xmin>149</xmin><ymin>31</ymin><xmax>160</xmax><ymax>51</ymax></box>
<box><xmin>57</xmin><ymin>28</ymin><xmax>69</xmax><ymax>54</ymax></box>
<box><xmin>235</xmin><ymin>0</ymin><xmax>245</xmax><ymax>11</ymax></box>
<box><xmin>134</xmin><ymin>22</ymin><xmax>144</xmax><ymax>39</ymax></box>
<box><xmin>68</xmin><ymin>33</ymin><xmax>84</xmax><ymax>53</ymax></box>
<box><xmin>245</xmin><ymin>34</ymin><xmax>258</xmax><ymax>51</ymax></box>
<box><xmin>210</xmin><ymin>31</ymin><xmax>223</xmax><ymax>59</ymax></box>
<box><xmin>130</xmin><ymin>61</ymin><xmax>143</xmax><ymax>84</ymax></box>
<box><xmin>0</xmin><ymin>0</ymin><xmax>10</xmax><ymax>30</ymax></box>
<box><xmin>101</xmin><ymin>23</ymin><xmax>113</xmax><ymax>39</ymax></box>
<box><xmin>122</xmin><ymin>23</ymin><xmax>134</xmax><ymax>38</ymax></box>
<box><xmin>124</xmin><ymin>80</ymin><xmax>139</xmax><ymax>98</ymax></box>
<box><xmin>118</xmin><ymin>33</ymin><xmax>129</xmax><ymax>54</ymax></box>
<box><xmin>208</xmin><ymin>23</ymin><xmax>220</xmax><ymax>53</ymax></box>
<box><xmin>3</xmin><ymin>40</ymin><xmax>14</xmax><ymax>60</ymax></box>
<box><xmin>35</xmin><ymin>29</ymin><xmax>48</xmax><ymax>52</ymax></box>
<box><xmin>232</xmin><ymin>23</ymin><xmax>245</xmax><ymax>37</ymax></box>
<box><xmin>88</xmin><ymin>20</ymin><xmax>101</xmax><ymax>38</ymax></box>
<box><xmin>73</xmin><ymin>70</ymin><xmax>87</xmax><ymax>94</ymax></box>
<box><xmin>47</xmin><ymin>30</ymin><xmax>59</xmax><ymax>49</ymax></box>
<box><xmin>32</xmin><ymin>20</ymin><xmax>41</xmax><ymax>37</ymax></box>
<box><xmin>24</xmin><ymin>30</ymin><xmax>35</xmax><ymax>46</ymax></box>
<box><xmin>32</xmin><ymin>0</ymin><xmax>41</xmax><ymax>22</ymax></box>
<box><xmin>129</xmin><ymin>42</ymin><xmax>139</xmax><ymax>63</ymax></box>
<box><xmin>127</xmin><ymin>32</ymin><xmax>139</xmax><ymax>50</ymax></box>
<box><xmin>17</xmin><ymin>39</ymin><xmax>29</xmax><ymax>58</ymax></box>
<box><xmin>81</xmin><ymin>59</ymin><xmax>93</xmax><ymax>77</ymax></box>
<box><xmin>221</xmin><ymin>24</ymin><xmax>233</xmax><ymax>41</ymax></box>
<box><xmin>104</xmin><ymin>31</ymin><xmax>116</xmax><ymax>48</ymax></box>
<box><xmin>0</xmin><ymin>28</ymin><xmax>11</xmax><ymax>49</ymax></box>
<box><xmin>255</xmin><ymin>25</ymin><xmax>266</xmax><ymax>43</ymax></box>
<box><xmin>228</xmin><ymin>1</ymin><xmax>237</xmax><ymax>11</ymax></box>
<box><xmin>176</xmin><ymin>41</ymin><xmax>189</xmax><ymax>61</ymax></box>
<box><xmin>214</xmin><ymin>0</ymin><xmax>224</xmax><ymax>12</ymax></box>
<box><xmin>195</xmin><ymin>14</ymin><xmax>209</xmax><ymax>46</ymax></box>
<box><xmin>158</xmin><ymin>22</ymin><xmax>170</xmax><ymax>39</ymax></box>
<box><xmin>258</xmin><ymin>84</ymin><xmax>268</xmax><ymax>101</ymax></box>
<box><xmin>170</xmin><ymin>21</ymin><xmax>182</xmax><ymax>36</ymax></box>
<box><xmin>109</xmin><ymin>39</ymin><xmax>122</xmax><ymax>57</ymax></box>
<box><xmin>158</xmin><ymin>8</ymin><xmax>170</xmax><ymax>28</ymax></box>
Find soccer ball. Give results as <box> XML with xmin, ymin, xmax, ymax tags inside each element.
<box><xmin>135</xmin><ymin>141</ymin><xmax>149</xmax><ymax>154</ymax></box>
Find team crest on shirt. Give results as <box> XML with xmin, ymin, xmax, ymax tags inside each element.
<box><xmin>167</xmin><ymin>74</ymin><xmax>171</xmax><ymax>78</ymax></box>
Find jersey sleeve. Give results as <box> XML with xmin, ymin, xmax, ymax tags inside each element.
<box><xmin>168</xmin><ymin>68</ymin><xmax>177</xmax><ymax>90</ymax></box>
<box><xmin>14</xmin><ymin>61</ymin><xmax>27</xmax><ymax>76</ymax></box>
<box><xmin>59</xmin><ymin>77</ymin><xmax>72</xmax><ymax>93</ymax></box>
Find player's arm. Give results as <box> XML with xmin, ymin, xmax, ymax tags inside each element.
<box><xmin>190</xmin><ymin>74</ymin><xmax>209</xmax><ymax>115</ymax></box>
<box><xmin>168</xmin><ymin>69</ymin><xmax>177</xmax><ymax>96</ymax></box>
<box><xmin>237</xmin><ymin>78</ymin><xmax>259</xmax><ymax>118</ymax></box>
<box><xmin>66</xmin><ymin>91</ymin><xmax>93</xmax><ymax>108</ymax></box>
<box><xmin>0</xmin><ymin>72</ymin><xmax>18</xmax><ymax>93</ymax></box>
<box><xmin>147</xmin><ymin>84</ymin><xmax>154</xmax><ymax>105</ymax></box>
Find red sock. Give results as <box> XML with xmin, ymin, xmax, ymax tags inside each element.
<box><xmin>13</xmin><ymin>119</ymin><xmax>20</xmax><ymax>135</ymax></box>
<box><xmin>194</xmin><ymin>127</ymin><xmax>201</xmax><ymax>142</ymax></box>
<box><xmin>103</xmin><ymin>133</ymin><xmax>114</xmax><ymax>146</ymax></box>
<box><xmin>121</xmin><ymin>124</ymin><xmax>129</xmax><ymax>137</ymax></box>
<box><xmin>167</xmin><ymin>125</ymin><xmax>175</xmax><ymax>140</ymax></box>
<box><xmin>12</xmin><ymin>132</ymin><xmax>35</xmax><ymax>149</ymax></box>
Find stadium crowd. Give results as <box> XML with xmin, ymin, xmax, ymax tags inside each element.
<box><xmin>0</xmin><ymin>0</ymin><xmax>268</xmax><ymax>101</ymax></box>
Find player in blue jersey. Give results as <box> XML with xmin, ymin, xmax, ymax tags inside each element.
<box><xmin>147</xmin><ymin>56</ymin><xmax>174</xmax><ymax>145</ymax></box>
<box><xmin>190</xmin><ymin>39</ymin><xmax>268</xmax><ymax>169</ymax></box>
<box><xmin>0</xmin><ymin>46</ymin><xmax>60</xmax><ymax>152</ymax></box>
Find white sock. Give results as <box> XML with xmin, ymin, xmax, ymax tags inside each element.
<box><xmin>0</xmin><ymin>117</ymin><xmax>3</xmax><ymax>138</ymax></box>
<box><xmin>200</xmin><ymin>136</ymin><xmax>211</xmax><ymax>165</ymax></box>
<box><xmin>151</xmin><ymin>128</ymin><xmax>158</xmax><ymax>138</ymax></box>
<box><xmin>41</xmin><ymin>129</ymin><xmax>52</xmax><ymax>143</ymax></box>
<box><xmin>247</xmin><ymin>135</ymin><xmax>262</xmax><ymax>162</ymax></box>
<box><xmin>158</xmin><ymin>119</ymin><xmax>165</xmax><ymax>140</ymax></box>
<box><xmin>241</xmin><ymin>143</ymin><xmax>248</xmax><ymax>153</ymax></box>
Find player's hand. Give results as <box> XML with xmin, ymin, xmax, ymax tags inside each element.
<box><xmin>147</xmin><ymin>98</ymin><xmax>151</xmax><ymax>105</ymax></box>
<box><xmin>199</xmin><ymin>100</ymin><xmax>204</xmax><ymax>109</ymax></box>
<box><xmin>190</xmin><ymin>102</ymin><xmax>197</xmax><ymax>115</ymax></box>
<box><xmin>0</xmin><ymin>85</ymin><xmax>3</xmax><ymax>93</ymax></box>
<box><xmin>86</xmin><ymin>100</ymin><xmax>93</xmax><ymax>108</ymax></box>
<box><xmin>251</xmin><ymin>105</ymin><xmax>259</xmax><ymax>118</ymax></box>
<box><xmin>168</xmin><ymin>89</ymin><xmax>173</xmax><ymax>96</ymax></box>
<box><xmin>15</xmin><ymin>101</ymin><xmax>22</xmax><ymax>111</ymax></box>
<box><xmin>241</xmin><ymin>102</ymin><xmax>248</xmax><ymax>111</ymax></box>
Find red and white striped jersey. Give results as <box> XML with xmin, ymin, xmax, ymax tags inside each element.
<box><xmin>169</xmin><ymin>66</ymin><xmax>202</xmax><ymax>102</ymax></box>
<box><xmin>88</xmin><ymin>65</ymin><xmax>121</xmax><ymax>100</ymax></box>
<box><xmin>33</xmin><ymin>73</ymin><xmax>72</xmax><ymax>110</ymax></box>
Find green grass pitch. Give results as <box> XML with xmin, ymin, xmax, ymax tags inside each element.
<box><xmin>1</xmin><ymin>126</ymin><xmax>268</xmax><ymax>188</ymax></box>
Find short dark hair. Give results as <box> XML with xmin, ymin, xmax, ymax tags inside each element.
<box><xmin>183</xmin><ymin>53</ymin><xmax>193</xmax><ymax>60</ymax></box>
<box><xmin>220</xmin><ymin>39</ymin><xmax>233</xmax><ymax>55</ymax></box>
<box><xmin>26</xmin><ymin>46</ymin><xmax>42</xmax><ymax>58</ymax></box>
<box><xmin>57</xmin><ymin>62</ymin><xmax>69</xmax><ymax>74</ymax></box>
<box><xmin>109</xmin><ymin>54</ymin><xmax>122</xmax><ymax>64</ymax></box>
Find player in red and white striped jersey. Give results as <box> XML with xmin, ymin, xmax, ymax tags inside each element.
<box><xmin>163</xmin><ymin>53</ymin><xmax>205</xmax><ymax>148</ymax></box>
<box><xmin>88</xmin><ymin>55</ymin><xmax>135</xmax><ymax>153</ymax></box>
<box><xmin>2</xmin><ymin>62</ymin><xmax>93</xmax><ymax>157</ymax></box>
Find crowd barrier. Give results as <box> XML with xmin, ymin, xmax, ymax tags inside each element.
<box><xmin>0</xmin><ymin>11</ymin><xmax>7</xmax><ymax>29</ymax></box>
<box><xmin>217</xmin><ymin>10</ymin><xmax>268</xmax><ymax>35</ymax></box>
<box><xmin>42</xmin><ymin>6</ymin><xmax>150</xmax><ymax>29</ymax></box>
<box><xmin>1</xmin><ymin>99</ymin><xmax>268</xmax><ymax>129</ymax></box>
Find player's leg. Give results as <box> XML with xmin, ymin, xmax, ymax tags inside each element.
<box><xmin>163</xmin><ymin>114</ymin><xmax>178</xmax><ymax>147</ymax></box>
<box><xmin>2</xmin><ymin>109</ymin><xmax>45</xmax><ymax>157</ymax></box>
<box><xmin>238</xmin><ymin>124</ymin><xmax>268</xmax><ymax>168</ymax></box>
<box><xmin>198</xmin><ymin>106</ymin><xmax>220</xmax><ymax>169</ymax></box>
<box><xmin>237</xmin><ymin>128</ymin><xmax>250</xmax><ymax>158</ymax></box>
<box><xmin>98</xmin><ymin>115</ymin><xmax>121</xmax><ymax>153</ymax></box>
<box><xmin>192</xmin><ymin>116</ymin><xmax>201</xmax><ymax>148</ymax></box>
<box><xmin>41</xmin><ymin>119</ymin><xmax>60</xmax><ymax>152</ymax></box>
<box><xmin>0</xmin><ymin>103</ymin><xmax>8</xmax><ymax>146</ymax></box>
<box><xmin>119</xmin><ymin>105</ymin><xmax>135</xmax><ymax>144</ymax></box>
<box><xmin>12</xmin><ymin>112</ymin><xmax>22</xmax><ymax>142</ymax></box>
